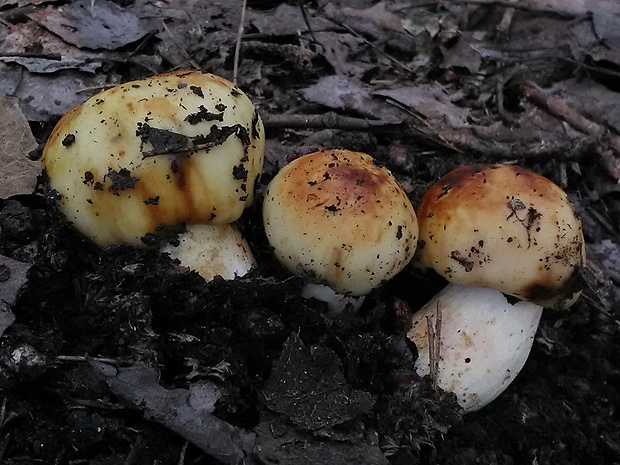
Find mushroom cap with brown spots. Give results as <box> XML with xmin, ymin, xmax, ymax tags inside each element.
<box><xmin>42</xmin><ymin>70</ymin><xmax>264</xmax><ymax>246</ymax></box>
<box><xmin>263</xmin><ymin>149</ymin><xmax>418</xmax><ymax>296</ymax></box>
<box><xmin>415</xmin><ymin>163</ymin><xmax>586</xmax><ymax>306</ymax></box>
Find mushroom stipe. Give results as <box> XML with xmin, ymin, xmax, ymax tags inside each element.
<box><xmin>42</xmin><ymin>70</ymin><xmax>264</xmax><ymax>281</ymax></box>
<box><xmin>409</xmin><ymin>163</ymin><xmax>586</xmax><ymax>412</ymax></box>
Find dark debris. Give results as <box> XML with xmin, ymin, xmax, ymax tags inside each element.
<box><xmin>261</xmin><ymin>332</ymin><xmax>375</xmax><ymax>432</ymax></box>
<box><xmin>1</xmin><ymin>0</ymin><xmax>620</xmax><ymax>464</ymax></box>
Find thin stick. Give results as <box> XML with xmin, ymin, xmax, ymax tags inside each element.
<box><xmin>440</xmin><ymin>0</ymin><xmax>580</xmax><ymax>17</ymax></box>
<box><xmin>496</xmin><ymin>0</ymin><xmax>518</xmax><ymax>37</ymax></box>
<box><xmin>298</xmin><ymin>1</ymin><xmax>319</xmax><ymax>45</ymax></box>
<box><xmin>57</xmin><ymin>355</ymin><xmax>121</xmax><ymax>365</ymax></box>
<box><xmin>0</xmin><ymin>434</ymin><xmax>10</xmax><ymax>464</ymax></box>
<box><xmin>523</xmin><ymin>81</ymin><xmax>620</xmax><ymax>178</ymax></box>
<box><xmin>263</xmin><ymin>112</ymin><xmax>397</xmax><ymax>131</ymax></box>
<box><xmin>124</xmin><ymin>436</ymin><xmax>143</xmax><ymax>465</ymax></box>
<box><xmin>161</xmin><ymin>21</ymin><xmax>202</xmax><ymax>71</ymax></box>
<box><xmin>336</xmin><ymin>21</ymin><xmax>415</xmax><ymax>75</ymax></box>
<box><xmin>233</xmin><ymin>0</ymin><xmax>248</xmax><ymax>85</ymax></box>
<box><xmin>426</xmin><ymin>301</ymin><xmax>442</xmax><ymax>390</ymax></box>
<box><xmin>177</xmin><ymin>441</ymin><xmax>189</xmax><ymax>465</ymax></box>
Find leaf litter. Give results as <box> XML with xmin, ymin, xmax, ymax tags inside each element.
<box><xmin>0</xmin><ymin>0</ymin><xmax>620</xmax><ymax>464</ymax></box>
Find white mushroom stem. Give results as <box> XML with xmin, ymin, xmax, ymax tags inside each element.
<box><xmin>161</xmin><ymin>223</ymin><xmax>256</xmax><ymax>281</ymax></box>
<box><xmin>300</xmin><ymin>282</ymin><xmax>365</xmax><ymax>316</ymax></box>
<box><xmin>407</xmin><ymin>283</ymin><xmax>543</xmax><ymax>413</ymax></box>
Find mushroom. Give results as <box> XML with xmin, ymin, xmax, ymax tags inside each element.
<box><xmin>262</xmin><ymin>149</ymin><xmax>418</xmax><ymax>314</ymax></box>
<box><xmin>407</xmin><ymin>163</ymin><xmax>586</xmax><ymax>412</ymax></box>
<box><xmin>42</xmin><ymin>70</ymin><xmax>264</xmax><ymax>280</ymax></box>
<box><xmin>160</xmin><ymin>223</ymin><xmax>255</xmax><ymax>281</ymax></box>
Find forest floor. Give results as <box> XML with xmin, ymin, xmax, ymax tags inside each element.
<box><xmin>1</xmin><ymin>0</ymin><xmax>620</xmax><ymax>464</ymax></box>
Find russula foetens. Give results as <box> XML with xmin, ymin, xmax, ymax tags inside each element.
<box><xmin>408</xmin><ymin>163</ymin><xmax>586</xmax><ymax>412</ymax></box>
<box><xmin>263</xmin><ymin>149</ymin><xmax>418</xmax><ymax>313</ymax></box>
<box><xmin>160</xmin><ymin>223</ymin><xmax>255</xmax><ymax>281</ymax></box>
<box><xmin>42</xmin><ymin>70</ymin><xmax>264</xmax><ymax>280</ymax></box>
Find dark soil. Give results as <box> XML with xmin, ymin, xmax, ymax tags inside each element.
<box><xmin>1</xmin><ymin>1</ymin><xmax>620</xmax><ymax>464</ymax></box>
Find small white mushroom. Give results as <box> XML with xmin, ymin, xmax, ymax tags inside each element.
<box><xmin>408</xmin><ymin>283</ymin><xmax>543</xmax><ymax>412</ymax></box>
<box><xmin>408</xmin><ymin>163</ymin><xmax>586</xmax><ymax>412</ymax></box>
<box><xmin>263</xmin><ymin>149</ymin><xmax>418</xmax><ymax>313</ymax></box>
<box><xmin>161</xmin><ymin>224</ymin><xmax>256</xmax><ymax>281</ymax></box>
<box><xmin>42</xmin><ymin>70</ymin><xmax>264</xmax><ymax>280</ymax></box>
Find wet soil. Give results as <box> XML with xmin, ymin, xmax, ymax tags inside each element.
<box><xmin>1</xmin><ymin>1</ymin><xmax>620</xmax><ymax>464</ymax></box>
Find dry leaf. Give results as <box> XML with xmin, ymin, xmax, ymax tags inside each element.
<box><xmin>375</xmin><ymin>84</ymin><xmax>471</xmax><ymax>128</ymax></box>
<box><xmin>0</xmin><ymin>21</ymin><xmax>103</xmax><ymax>73</ymax></box>
<box><xmin>3</xmin><ymin>67</ymin><xmax>108</xmax><ymax>121</ymax></box>
<box><xmin>29</xmin><ymin>0</ymin><xmax>150</xmax><ymax>50</ymax></box>
<box><xmin>0</xmin><ymin>96</ymin><xmax>40</xmax><ymax>197</ymax></box>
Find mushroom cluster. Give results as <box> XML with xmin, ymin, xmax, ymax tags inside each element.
<box><xmin>42</xmin><ymin>70</ymin><xmax>264</xmax><ymax>280</ymax></box>
<box><xmin>407</xmin><ymin>163</ymin><xmax>586</xmax><ymax>412</ymax></box>
<box><xmin>263</xmin><ymin>149</ymin><xmax>419</xmax><ymax>313</ymax></box>
<box><xmin>42</xmin><ymin>69</ymin><xmax>587</xmax><ymax>414</ymax></box>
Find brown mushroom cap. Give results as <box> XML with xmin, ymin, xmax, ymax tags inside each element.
<box><xmin>415</xmin><ymin>163</ymin><xmax>585</xmax><ymax>306</ymax></box>
<box><xmin>42</xmin><ymin>70</ymin><xmax>264</xmax><ymax>246</ymax></box>
<box><xmin>263</xmin><ymin>149</ymin><xmax>418</xmax><ymax>296</ymax></box>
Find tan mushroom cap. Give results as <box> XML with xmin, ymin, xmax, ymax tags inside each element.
<box><xmin>263</xmin><ymin>149</ymin><xmax>418</xmax><ymax>296</ymax></box>
<box><xmin>42</xmin><ymin>70</ymin><xmax>264</xmax><ymax>246</ymax></box>
<box><xmin>415</xmin><ymin>163</ymin><xmax>586</xmax><ymax>306</ymax></box>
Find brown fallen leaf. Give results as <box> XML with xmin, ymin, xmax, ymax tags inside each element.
<box><xmin>0</xmin><ymin>20</ymin><xmax>104</xmax><ymax>73</ymax></box>
<box><xmin>29</xmin><ymin>0</ymin><xmax>150</xmax><ymax>50</ymax></box>
<box><xmin>0</xmin><ymin>96</ymin><xmax>40</xmax><ymax>197</ymax></box>
<box><xmin>0</xmin><ymin>63</ymin><xmax>109</xmax><ymax>122</ymax></box>
<box><xmin>375</xmin><ymin>84</ymin><xmax>471</xmax><ymax>129</ymax></box>
<box><xmin>322</xmin><ymin>2</ymin><xmax>403</xmax><ymax>38</ymax></box>
<box><xmin>302</xmin><ymin>75</ymin><xmax>403</xmax><ymax>122</ymax></box>
<box><xmin>247</xmin><ymin>3</ymin><xmax>333</xmax><ymax>37</ymax></box>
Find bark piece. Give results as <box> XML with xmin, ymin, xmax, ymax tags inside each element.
<box><xmin>92</xmin><ymin>362</ymin><xmax>256</xmax><ymax>465</ymax></box>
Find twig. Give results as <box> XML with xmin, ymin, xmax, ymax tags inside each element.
<box><xmin>381</xmin><ymin>97</ymin><xmax>462</xmax><ymax>152</ymax></box>
<box><xmin>426</xmin><ymin>302</ymin><xmax>442</xmax><ymax>390</ymax></box>
<box><xmin>76</xmin><ymin>84</ymin><xmax>118</xmax><ymax>94</ymax></box>
<box><xmin>161</xmin><ymin>21</ymin><xmax>202</xmax><ymax>71</ymax></box>
<box><xmin>0</xmin><ymin>433</ymin><xmax>10</xmax><ymax>463</ymax></box>
<box><xmin>124</xmin><ymin>436</ymin><xmax>143</xmax><ymax>465</ymax></box>
<box><xmin>335</xmin><ymin>21</ymin><xmax>416</xmax><ymax>76</ymax></box>
<box><xmin>0</xmin><ymin>52</ymin><xmax>62</xmax><ymax>60</ymax></box>
<box><xmin>0</xmin><ymin>398</ymin><xmax>17</xmax><ymax>431</ymax></box>
<box><xmin>262</xmin><ymin>112</ymin><xmax>399</xmax><ymax>131</ymax></box>
<box><xmin>298</xmin><ymin>0</ymin><xmax>320</xmax><ymax>45</ymax></box>
<box><xmin>57</xmin><ymin>355</ymin><xmax>121</xmax><ymax>365</ymax></box>
<box><xmin>0</xmin><ymin>398</ymin><xmax>6</xmax><ymax>429</ymax></box>
<box><xmin>496</xmin><ymin>0</ymin><xmax>518</xmax><ymax>38</ymax></box>
<box><xmin>440</xmin><ymin>0</ymin><xmax>581</xmax><ymax>17</ymax></box>
<box><xmin>233</xmin><ymin>0</ymin><xmax>248</xmax><ymax>85</ymax></box>
<box><xmin>177</xmin><ymin>441</ymin><xmax>189</xmax><ymax>465</ymax></box>
<box><xmin>523</xmin><ymin>83</ymin><xmax>608</xmax><ymax>139</ymax></box>
<box><xmin>523</xmin><ymin>81</ymin><xmax>620</xmax><ymax>178</ymax></box>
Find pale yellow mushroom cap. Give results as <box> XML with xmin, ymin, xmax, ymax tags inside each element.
<box><xmin>42</xmin><ymin>70</ymin><xmax>264</xmax><ymax>246</ymax></box>
<box><xmin>415</xmin><ymin>163</ymin><xmax>586</xmax><ymax>307</ymax></box>
<box><xmin>263</xmin><ymin>149</ymin><xmax>418</xmax><ymax>296</ymax></box>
